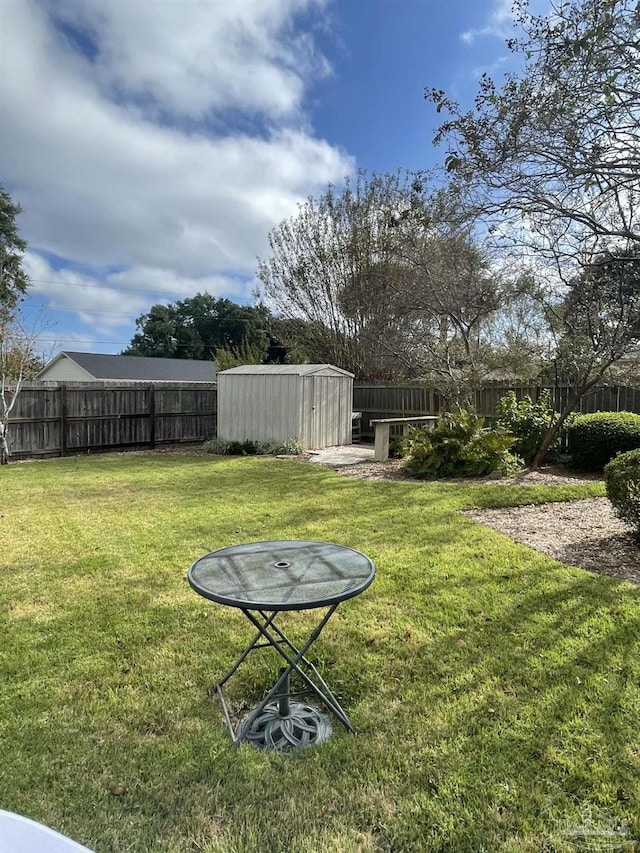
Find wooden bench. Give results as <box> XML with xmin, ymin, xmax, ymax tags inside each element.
<box><xmin>370</xmin><ymin>415</ymin><xmax>438</xmax><ymax>462</ymax></box>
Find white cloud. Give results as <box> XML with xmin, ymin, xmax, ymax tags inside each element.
<box><xmin>24</xmin><ymin>253</ymin><xmax>258</xmax><ymax>334</ymax></box>
<box><xmin>1</xmin><ymin>0</ymin><xmax>353</xmax><ymax>347</ymax></box>
<box><xmin>47</xmin><ymin>0</ymin><xmax>330</xmax><ymax>121</ymax></box>
<box><xmin>24</xmin><ymin>252</ymin><xmax>148</xmax><ymax>330</ymax></box>
<box><xmin>460</xmin><ymin>0</ymin><xmax>551</xmax><ymax>46</ymax></box>
<box><xmin>460</xmin><ymin>0</ymin><xmax>513</xmax><ymax>44</ymax></box>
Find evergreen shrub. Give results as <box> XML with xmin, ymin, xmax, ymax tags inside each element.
<box><xmin>605</xmin><ymin>449</ymin><xmax>640</xmax><ymax>539</ymax></box>
<box><xmin>204</xmin><ymin>437</ymin><xmax>303</xmax><ymax>456</ymax></box>
<box><xmin>567</xmin><ymin>412</ymin><xmax>640</xmax><ymax>471</ymax></box>
<box><xmin>404</xmin><ymin>410</ymin><xmax>520</xmax><ymax>479</ymax></box>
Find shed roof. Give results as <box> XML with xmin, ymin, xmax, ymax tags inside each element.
<box><xmin>218</xmin><ymin>364</ymin><xmax>354</xmax><ymax>378</ymax></box>
<box><xmin>38</xmin><ymin>352</ymin><xmax>217</xmax><ymax>382</ymax></box>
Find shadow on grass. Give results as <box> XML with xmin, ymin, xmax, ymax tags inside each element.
<box><xmin>3</xmin><ymin>453</ymin><xmax>639</xmax><ymax>850</ymax></box>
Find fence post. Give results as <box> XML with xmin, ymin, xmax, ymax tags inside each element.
<box><xmin>60</xmin><ymin>385</ymin><xmax>67</xmax><ymax>457</ymax></box>
<box><xmin>148</xmin><ymin>384</ymin><xmax>156</xmax><ymax>449</ymax></box>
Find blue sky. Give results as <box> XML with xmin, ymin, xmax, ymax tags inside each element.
<box><xmin>1</xmin><ymin>0</ymin><xmax>528</xmax><ymax>358</ymax></box>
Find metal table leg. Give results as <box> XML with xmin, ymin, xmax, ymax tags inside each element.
<box><xmin>214</xmin><ymin>605</ymin><xmax>354</xmax><ymax>750</ymax></box>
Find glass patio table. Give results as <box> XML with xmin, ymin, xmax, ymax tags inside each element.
<box><xmin>188</xmin><ymin>539</ymin><xmax>375</xmax><ymax>751</ymax></box>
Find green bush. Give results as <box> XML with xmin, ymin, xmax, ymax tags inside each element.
<box><xmin>567</xmin><ymin>411</ymin><xmax>640</xmax><ymax>471</ymax></box>
<box><xmin>204</xmin><ymin>437</ymin><xmax>303</xmax><ymax>456</ymax></box>
<box><xmin>203</xmin><ymin>437</ymin><xmax>230</xmax><ymax>455</ymax></box>
<box><xmin>253</xmin><ymin>438</ymin><xmax>304</xmax><ymax>455</ymax></box>
<box><xmin>388</xmin><ymin>438</ymin><xmax>408</xmax><ymax>459</ymax></box>
<box><xmin>495</xmin><ymin>390</ymin><xmax>561</xmax><ymax>464</ymax></box>
<box><xmin>605</xmin><ymin>449</ymin><xmax>640</xmax><ymax>539</ymax></box>
<box><xmin>226</xmin><ymin>441</ymin><xmax>247</xmax><ymax>455</ymax></box>
<box><xmin>404</xmin><ymin>410</ymin><xmax>520</xmax><ymax>479</ymax></box>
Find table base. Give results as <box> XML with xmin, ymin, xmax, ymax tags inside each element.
<box><xmin>237</xmin><ymin>701</ymin><xmax>333</xmax><ymax>751</ymax></box>
<box><xmin>214</xmin><ymin>605</ymin><xmax>356</xmax><ymax>749</ymax></box>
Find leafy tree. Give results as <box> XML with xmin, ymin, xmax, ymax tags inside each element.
<box><xmin>123</xmin><ymin>295</ymin><xmax>273</xmax><ymax>361</ymax></box>
<box><xmin>0</xmin><ymin>186</ymin><xmax>29</xmax><ymax>310</ymax></box>
<box><xmin>429</xmin><ymin>0</ymin><xmax>640</xmax><ymax>462</ymax></box>
<box><xmin>530</xmin><ymin>252</ymin><xmax>640</xmax><ymax>466</ymax></box>
<box><xmin>0</xmin><ymin>187</ymin><xmax>34</xmax><ymax>464</ymax></box>
<box><xmin>429</xmin><ymin>0</ymin><xmax>640</xmax><ymax>265</ymax></box>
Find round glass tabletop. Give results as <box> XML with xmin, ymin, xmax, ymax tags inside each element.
<box><xmin>188</xmin><ymin>540</ymin><xmax>375</xmax><ymax>611</ymax></box>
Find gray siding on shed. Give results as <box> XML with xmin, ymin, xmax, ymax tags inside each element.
<box><xmin>217</xmin><ymin>365</ymin><xmax>353</xmax><ymax>448</ymax></box>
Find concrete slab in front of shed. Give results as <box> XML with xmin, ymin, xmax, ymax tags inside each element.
<box><xmin>307</xmin><ymin>445</ymin><xmax>374</xmax><ymax>466</ymax></box>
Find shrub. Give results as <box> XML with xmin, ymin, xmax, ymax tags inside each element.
<box><xmin>605</xmin><ymin>449</ymin><xmax>640</xmax><ymax>539</ymax></box>
<box><xmin>204</xmin><ymin>437</ymin><xmax>303</xmax><ymax>456</ymax></box>
<box><xmin>495</xmin><ymin>390</ymin><xmax>561</xmax><ymax>464</ymax></box>
<box><xmin>204</xmin><ymin>438</ymin><xmax>230</xmax><ymax>455</ymax></box>
<box><xmin>567</xmin><ymin>411</ymin><xmax>640</xmax><ymax>471</ymax></box>
<box><xmin>223</xmin><ymin>441</ymin><xmax>244</xmax><ymax>455</ymax></box>
<box><xmin>404</xmin><ymin>410</ymin><xmax>520</xmax><ymax>479</ymax></box>
<box><xmin>254</xmin><ymin>438</ymin><xmax>304</xmax><ymax>456</ymax></box>
<box><xmin>388</xmin><ymin>438</ymin><xmax>408</xmax><ymax>459</ymax></box>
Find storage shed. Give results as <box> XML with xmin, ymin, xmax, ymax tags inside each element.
<box><xmin>217</xmin><ymin>364</ymin><xmax>354</xmax><ymax>449</ymax></box>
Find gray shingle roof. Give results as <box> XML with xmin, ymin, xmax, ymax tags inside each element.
<box><xmin>52</xmin><ymin>352</ymin><xmax>216</xmax><ymax>382</ymax></box>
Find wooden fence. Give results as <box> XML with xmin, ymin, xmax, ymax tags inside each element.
<box><xmin>5</xmin><ymin>382</ymin><xmax>217</xmax><ymax>459</ymax></box>
<box><xmin>7</xmin><ymin>378</ymin><xmax>640</xmax><ymax>458</ymax></box>
<box><xmin>353</xmin><ymin>381</ymin><xmax>640</xmax><ymax>440</ymax></box>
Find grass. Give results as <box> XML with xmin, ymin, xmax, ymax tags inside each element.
<box><xmin>1</xmin><ymin>453</ymin><xmax>639</xmax><ymax>851</ymax></box>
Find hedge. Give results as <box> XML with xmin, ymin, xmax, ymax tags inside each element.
<box><xmin>605</xmin><ymin>449</ymin><xmax>640</xmax><ymax>539</ymax></box>
<box><xmin>567</xmin><ymin>411</ymin><xmax>640</xmax><ymax>471</ymax></box>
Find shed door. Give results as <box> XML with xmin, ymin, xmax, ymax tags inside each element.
<box><xmin>308</xmin><ymin>375</ymin><xmax>342</xmax><ymax>448</ymax></box>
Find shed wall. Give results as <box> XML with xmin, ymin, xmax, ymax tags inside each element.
<box><xmin>217</xmin><ymin>374</ymin><xmax>302</xmax><ymax>443</ymax></box>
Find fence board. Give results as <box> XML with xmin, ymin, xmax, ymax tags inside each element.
<box><xmin>354</xmin><ymin>381</ymin><xmax>640</xmax><ymax>439</ymax></box>
<box><xmin>6</xmin><ymin>382</ymin><xmax>217</xmax><ymax>459</ymax></box>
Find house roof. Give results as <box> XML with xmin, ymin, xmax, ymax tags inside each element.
<box><xmin>218</xmin><ymin>364</ymin><xmax>354</xmax><ymax>378</ymax></box>
<box><xmin>38</xmin><ymin>352</ymin><xmax>217</xmax><ymax>382</ymax></box>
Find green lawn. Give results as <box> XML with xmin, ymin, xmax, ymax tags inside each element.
<box><xmin>1</xmin><ymin>453</ymin><xmax>639</xmax><ymax>852</ymax></box>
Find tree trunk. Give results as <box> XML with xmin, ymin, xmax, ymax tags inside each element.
<box><xmin>530</xmin><ymin>393</ymin><xmax>582</xmax><ymax>469</ymax></box>
<box><xmin>0</xmin><ymin>423</ymin><xmax>7</xmax><ymax>465</ymax></box>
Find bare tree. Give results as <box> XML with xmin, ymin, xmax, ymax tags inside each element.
<box><xmin>429</xmin><ymin>0</ymin><xmax>640</xmax><ymax>266</ymax></box>
<box><xmin>0</xmin><ymin>309</ymin><xmax>42</xmax><ymax>464</ymax></box>
<box><xmin>256</xmin><ymin>170</ymin><xmax>427</xmax><ymax>377</ymax></box>
<box><xmin>389</xmin><ymin>221</ymin><xmax>540</xmax><ymax>405</ymax></box>
<box><xmin>527</xmin><ymin>252</ymin><xmax>640</xmax><ymax>466</ymax></box>
<box><xmin>257</xmin><ymin>170</ymin><xmax>535</xmax><ymax>389</ymax></box>
<box><xmin>0</xmin><ymin>186</ymin><xmax>36</xmax><ymax>463</ymax></box>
